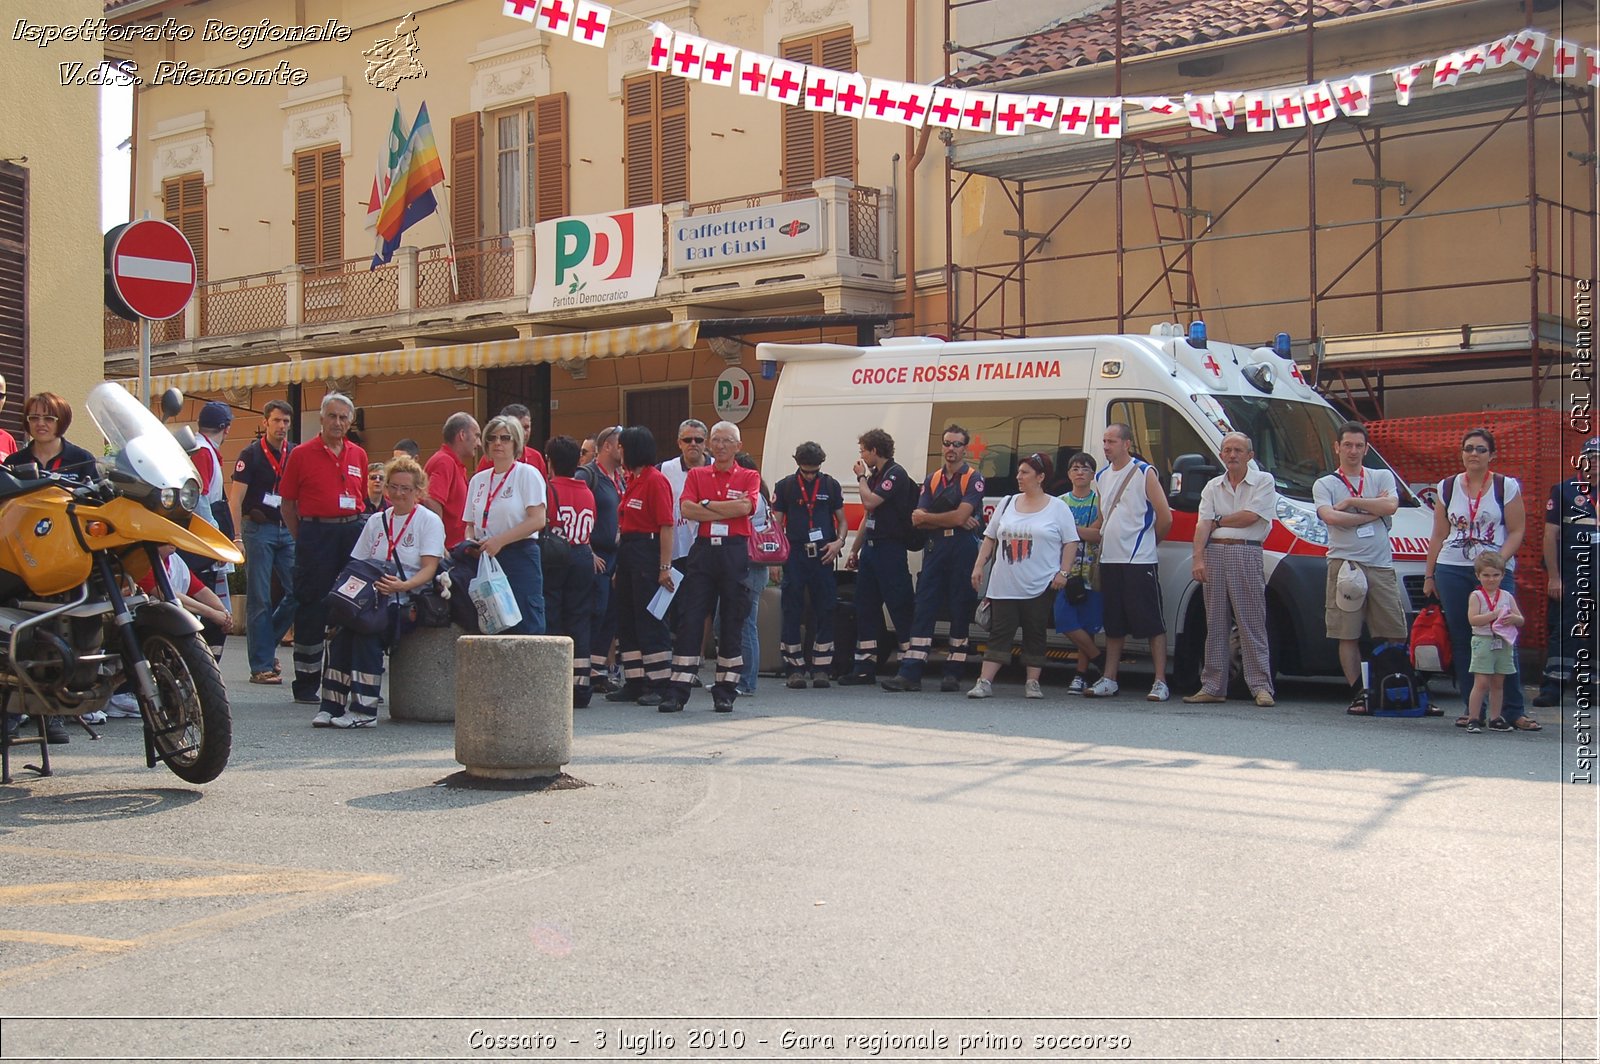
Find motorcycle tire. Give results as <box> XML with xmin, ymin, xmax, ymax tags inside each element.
<box><xmin>136</xmin><ymin>627</ymin><xmax>232</xmax><ymax>785</ymax></box>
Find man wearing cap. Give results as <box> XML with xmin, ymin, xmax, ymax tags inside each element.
<box><xmin>1313</xmin><ymin>420</ymin><xmax>1406</xmax><ymax>714</ymax></box>
<box><xmin>882</xmin><ymin>424</ymin><xmax>986</xmax><ymax>693</ymax></box>
<box><xmin>771</xmin><ymin>442</ymin><xmax>848</xmax><ymax>687</ymax></box>
<box><xmin>188</xmin><ymin>401</ymin><xmax>237</xmax><ymax>659</ymax></box>
<box><xmin>421</xmin><ymin>412</ymin><xmax>480</xmax><ymax>550</ymax></box>
<box><xmin>228</xmin><ymin>400</ymin><xmax>298</xmax><ymax>685</ymax></box>
<box><xmin>1535</xmin><ymin>435</ymin><xmax>1599</xmax><ymax>707</ymax></box>
<box><xmin>279</xmin><ymin>392</ymin><xmax>369</xmax><ymax>709</ymax></box>
<box><xmin>576</xmin><ymin>424</ymin><xmax>626</xmax><ymax>691</ymax></box>
<box><xmin>1183</xmin><ymin>431</ymin><xmax>1278</xmax><ymax>707</ymax></box>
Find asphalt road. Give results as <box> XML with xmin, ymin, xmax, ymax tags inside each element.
<box><xmin>0</xmin><ymin>651</ymin><xmax>1593</xmax><ymax>1063</ymax></box>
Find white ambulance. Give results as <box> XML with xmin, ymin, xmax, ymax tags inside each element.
<box><xmin>756</xmin><ymin>324</ymin><xmax>1433</xmax><ymax>688</ymax></box>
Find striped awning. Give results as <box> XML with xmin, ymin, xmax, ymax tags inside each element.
<box><xmin>121</xmin><ymin>321</ymin><xmax>701</xmax><ymax>395</ymax></box>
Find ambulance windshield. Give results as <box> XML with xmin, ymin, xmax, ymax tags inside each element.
<box><xmin>1213</xmin><ymin>396</ymin><xmax>1414</xmax><ymax>505</ymax></box>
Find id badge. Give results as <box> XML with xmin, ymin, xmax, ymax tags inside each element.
<box><xmin>863</xmin><ymin>517</ymin><xmax>875</xmax><ymax>531</ymax></box>
<box><xmin>339</xmin><ymin>494</ymin><xmax>358</xmax><ymax>511</ymax></box>
<box><xmin>263</xmin><ymin>492</ymin><xmax>282</xmax><ymax>508</ymax></box>
<box><xmin>1356</xmin><ymin>523</ymin><xmax>1376</xmax><ymax>538</ymax></box>
<box><xmin>1490</xmin><ymin>637</ymin><xmax>1503</xmax><ymax>651</ymax></box>
<box><xmin>808</xmin><ymin>527</ymin><xmax>826</xmax><ymax>543</ymax></box>
<box><xmin>710</xmin><ymin>522</ymin><xmax>730</xmax><ymax>537</ymax></box>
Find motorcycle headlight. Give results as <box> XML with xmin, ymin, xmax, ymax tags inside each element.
<box><xmin>1276</xmin><ymin>497</ymin><xmax>1328</xmax><ymax>545</ymax></box>
<box><xmin>179</xmin><ymin>478</ymin><xmax>200</xmax><ymax>512</ymax></box>
<box><xmin>159</xmin><ymin>487</ymin><xmax>178</xmax><ymax>510</ymax></box>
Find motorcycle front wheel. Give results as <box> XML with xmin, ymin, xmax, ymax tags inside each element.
<box><xmin>136</xmin><ymin>628</ymin><xmax>232</xmax><ymax>784</ymax></box>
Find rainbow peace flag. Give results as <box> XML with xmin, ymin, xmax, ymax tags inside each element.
<box><xmin>372</xmin><ymin>102</ymin><xmax>446</xmax><ymax>268</ymax></box>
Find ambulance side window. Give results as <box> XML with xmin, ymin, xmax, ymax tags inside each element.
<box><xmin>928</xmin><ymin>400</ymin><xmax>1088</xmax><ymax>496</ymax></box>
<box><xmin>1106</xmin><ymin>400</ymin><xmax>1209</xmax><ymax>479</ymax></box>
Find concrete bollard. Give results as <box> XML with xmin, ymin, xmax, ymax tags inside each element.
<box><xmin>454</xmin><ymin>635</ymin><xmax>573</xmax><ymax>780</ymax></box>
<box><xmin>388</xmin><ymin>625</ymin><xmax>461</xmax><ymax>722</ymax></box>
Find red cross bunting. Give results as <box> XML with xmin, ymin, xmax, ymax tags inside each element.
<box><xmin>1487</xmin><ymin>39</ymin><xmax>1509</xmax><ymax>65</ymax></box>
<box><xmin>538</xmin><ymin>0</ymin><xmax>570</xmax><ymax>31</ymax></box>
<box><xmin>931</xmin><ymin>94</ymin><xmax>961</xmax><ymax>124</ymax></box>
<box><xmin>770</xmin><ymin>68</ymin><xmax>800</xmax><ymax>100</ymax></box>
<box><xmin>506</xmin><ymin>0</ymin><xmax>539</xmax><ymax>16</ymax></box>
<box><xmin>1586</xmin><ymin>51</ymin><xmax>1600</xmax><ymax>87</ymax></box>
<box><xmin>573</xmin><ymin>7</ymin><xmax>606</xmax><ymax>40</ymax></box>
<box><xmin>702</xmin><ymin>51</ymin><xmax>733</xmax><ymax>81</ymax></box>
<box><xmin>868</xmin><ymin>88</ymin><xmax>897</xmax><ymax>117</ymax></box>
<box><xmin>649</xmin><ymin>36</ymin><xmax>670</xmax><ymax>68</ymax></box>
<box><xmin>1026</xmin><ymin>99</ymin><xmax>1055</xmax><ymax>124</ymax></box>
<box><xmin>673</xmin><ymin>41</ymin><xmax>701</xmax><ymax>75</ymax></box>
<box><xmin>1512</xmin><ymin>35</ymin><xmax>1541</xmax><ymax>64</ymax></box>
<box><xmin>1246</xmin><ymin>98</ymin><xmax>1273</xmax><ymax>128</ymax></box>
<box><xmin>1093</xmin><ymin>106</ymin><xmax>1120</xmax><ymax>135</ymax></box>
<box><xmin>1553</xmin><ymin>43</ymin><xmax>1577</xmax><ymax>75</ymax></box>
<box><xmin>1462</xmin><ymin>49</ymin><xmax>1485</xmax><ymax>73</ymax></box>
<box><xmin>897</xmin><ymin>91</ymin><xmax>927</xmax><ymax>123</ymax></box>
<box><xmin>963</xmin><ymin>97</ymin><xmax>993</xmax><ymax>126</ymax></box>
<box><xmin>740</xmin><ymin>61</ymin><xmax>767</xmax><ymax>92</ymax></box>
<box><xmin>1337</xmin><ymin>83</ymin><xmax>1367</xmax><ymax>112</ymax></box>
<box><xmin>1434</xmin><ymin>58</ymin><xmax>1460</xmax><ymax>82</ymax></box>
<box><xmin>806</xmin><ymin>79</ymin><xmax>835</xmax><ymax>108</ymax></box>
<box><xmin>1187</xmin><ymin>99</ymin><xmax>1211</xmax><ymax>124</ymax></box>
<box><xmin>1060</xmin><ymin>103</ymin><xmax>1089</xmax><ymax>132</ymax></box>
<box><xmin>995</xmin><ymin>101</ymin><xmax>1025</xmax><ymax>132</ymax></box>
<box><xmin>836</xmin><ymin>81</ymin><xmax>865</xmax><ymax>113</ymax></box>
<box><xmin>1273</xmin><ymin>96</ymin><xmax>1303</xmax><ymax>124</ymax></box>
<box><xmin>1303</xmin><ymin>90</ymin><xmax>1333</xmax><ymax>122</ymax></box>
<box><xmin>1203</xmin><ymin>355</ymin><xmax>1222</xmax><ymax>376</ymax></box>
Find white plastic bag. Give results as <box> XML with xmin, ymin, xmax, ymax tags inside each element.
<box><xmin>468</xmin><ymin>553</ymin><xmax>522</xmax><ymax>635</ymax></box>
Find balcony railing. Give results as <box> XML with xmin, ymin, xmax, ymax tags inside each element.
<box><xmin>419</xmin><ymin>235</ymin><xmax>515</xmax><ymax>307</ymax></box>
<box><xmin>848</xmin><ymin>186</ymin><xmax>879</xmax><ymax>260</ymax></box>
<box><xmin>201</xmin><ymin>271</ymin><xmax>287</xmax><ymax>337</ymax></box>
<box><xmin>303</xmin><ymin>257</ymin><xmax>399</xmax><ymax>325</ymax></box>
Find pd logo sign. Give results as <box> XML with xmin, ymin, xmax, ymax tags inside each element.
<box><xmin>531</xmin><ymin>205</ymin><xmax>664</xmax><ymax>312</ymax></box>
<box><xmin>714</xmin><ymin>367</ymin><xmax>755</xmax><ymax>424</ymax></box>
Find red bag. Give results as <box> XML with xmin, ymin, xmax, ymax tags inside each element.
<box><xmin>1409</xmin><ymin>602</ymin><xmax>1451</xmax><ymax>674</ymax></box>
<box><xmin>747</xmin><ymin>524</ymin><xmax>790</xmax><ymax>564</ymax></box>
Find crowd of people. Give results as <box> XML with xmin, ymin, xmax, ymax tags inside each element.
<box><xmin>1</xmin><ymin>377</ymin><xmax>1590</xmax><ymax>743</ymax></box>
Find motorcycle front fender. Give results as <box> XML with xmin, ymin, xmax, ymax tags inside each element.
<box><xmin>133</xmin><ymin>598</ymin><xmax>203</xmax><ymax>638</ymax></box>
<box><xmin>92</xmin><ymin>497</ymin><xmax>244</xmax><ymax>566</ymax></box>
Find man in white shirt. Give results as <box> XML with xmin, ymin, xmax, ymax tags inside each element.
<box><xmin>660</xmin><ymin>419</ymin><xmax>710</xmax><ymax>562</ymax></box>
<box><xmin>1313</xmin><ymin>420</ymin><xmax>1405</xmax><ymax>714</ymax></box>
<box><xmin>1183</xmin><ymin>432</ymin><xmax>1279</xmax><ymax>706</ymax></box>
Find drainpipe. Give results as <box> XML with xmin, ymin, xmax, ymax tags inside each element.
<box><xmin>902</xmin><ymin>0</ymin><xmax>917</xmax><ymax>332</ymax></box>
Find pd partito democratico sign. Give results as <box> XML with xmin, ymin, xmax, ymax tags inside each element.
<box><xmin>670</xmin><ymin>198</ymin><xmax>823</xmax><ymax>273</ymax></box>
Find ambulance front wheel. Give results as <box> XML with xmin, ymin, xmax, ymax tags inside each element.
<box><xmin>1175</xmin><ymin>596</ymin><xmax>1285</xmax><ymax>698</ymax></box>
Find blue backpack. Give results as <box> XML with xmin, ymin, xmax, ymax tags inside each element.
<box><xmin>1366</xmin><ymin>641</ymin><xmax>1429</xmax><ymax>717</ymax></box>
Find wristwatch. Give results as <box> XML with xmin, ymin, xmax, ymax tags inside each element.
<box><xmin>1058</xmin><ymin>570</ymin><xmax>1072</xmax><ymax>579</ymax></box>
<box><xmin>659</xmin><ymin>564</ymin><xmax>672</xmax><ymax>571</ymax></box>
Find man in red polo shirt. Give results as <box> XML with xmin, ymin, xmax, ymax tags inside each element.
<box><xmin>278</xmin><ymin>392</ymin><xmax>369</xmax><ymax>709</ymax></box>
<box><xmin>662</xmin><ymin>420</ymin><xmax>759</xmax><ymax>714</ymax></box>
<box><xmin>422</xmin><ymin>412</ymin><xmax>480</xmax><ymax>549</ymax></box>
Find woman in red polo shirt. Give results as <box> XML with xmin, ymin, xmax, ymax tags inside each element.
<box><xmin>605</xmin><ymin>426</ymin><xmax>677</xmax><ymax>706</ymax></box>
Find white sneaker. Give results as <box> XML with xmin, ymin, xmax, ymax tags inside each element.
<box><xmin>105</xmin><ymin>692</ymin><xmax>141</xmax><ymax>718</ymax></box>
<box><xmin>330</xmin><ymin>712</ymin><xmax>377</xmax><ymax>729</ymax></box>
<box><xmin>1024</xmin><ymin>679</ymin><xmax>1043</xmax><ymax>699</ymax></box>
<box><xmin>311</xmin><ymin>710</ymin><xmax>334</xmax><ymax>728</ymax></box>
<box><xmin>80</xmin><ymin>710</ymin><xmax>108</xmax><ymax>725</ymax></box>
<box><xmin>1085</xmin><ymin>677</ymin><xmax>1119</xmax><ymax>697</ymax></box>
<box><xmin>1067</xmin><ymin>675</ymin><xmax>1087</xmax><ymax>696</ymax></box>
<box><xmin>967</xmin><ymin>679</ymin><xmax>993</xmax><ymax>699</ymax></box>
<box><xmin>1148</xmin><ymin>680</ymin><xmax>1171</xmax><ymax>702</ymax></box>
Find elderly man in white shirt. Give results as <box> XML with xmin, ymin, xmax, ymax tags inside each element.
<box><xmin>1183</xmin><ymin>431</ymin><xmax>1279</xmax><ymax>707</ymax></box>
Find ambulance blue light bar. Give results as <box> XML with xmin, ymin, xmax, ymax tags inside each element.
<box><xmin>1187</xmin><ymin>321</ymin><xmax>1207</xmax><ymax>349</ymax></box>
<box><xmin>761</xmin><ymin>360</ymin><xmax>777</xmax><ymax>381</ymax></box>
<box><xmin>1274</xmin><ymin>332</ymin><xmax>1293</xmax><ymax>359</ymax></box>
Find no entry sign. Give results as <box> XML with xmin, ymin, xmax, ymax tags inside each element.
<box><xmin>105</xmin><ymin>220</ymin><xmax>196</xmax><ymax>321</ymax></box>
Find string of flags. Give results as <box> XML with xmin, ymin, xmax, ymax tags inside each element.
<box><xmin>503</xmin><ymin>0</ymin><xmax>1597</xmax><ymax>139</ymax></box>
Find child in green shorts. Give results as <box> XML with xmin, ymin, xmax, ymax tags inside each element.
<box><xmin>1464</xmin><ymin>551</ymin><xmax>1524</xmax><ymax>734</ymax></box>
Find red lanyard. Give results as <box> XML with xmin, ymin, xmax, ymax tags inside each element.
<box><xmin>382</xmin><ymin>508</ymin><xmax>417</xmax><ymax>561</ymax></box>
<box><xmin>261</xmin><ymin>440</ymin><xmax>285</xmax><ymax>482</ymax></box>
<box><xmin>1462</xmin><ymin>475</ymin><xmax>1489</xmax><ymax>532</ymax></box>
<box><xmin>1336</xmin><ymin>468</ymin><xmax>1364</xmax><ymax>499</ymax></box>
<box><xmin>481</xmin><ymin>467</ymin><xmax>514</xmax><ymax>528</ymax></box>
<box><xmin>1481</xmin><ymin>588</ymin><xmax>1501</xmax><ymax>613</ymax></box>
<box><xmin>322</xmin><ymin>439</ymin><xmax>357</xmax><ymax>496</ymax></box>
<box><xmin>797</xmin><ymin>473</ymin><xmax>820</xmax><ymax>520</ymax></box>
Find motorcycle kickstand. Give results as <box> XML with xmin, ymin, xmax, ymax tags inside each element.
<box><xmin>1</xmin><ymin>714</ymin><xmax>53</xmax><ymax>784</ymax></box>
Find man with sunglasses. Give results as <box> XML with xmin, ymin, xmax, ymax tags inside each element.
<box><xmin>422</xmin><ymin>412</ymin><xmax>481</xmax><ymax>550</ymax></box>
<box><xmin>577</xmin><ymin>424</ymin><xmax>627</xmax><ymax>691</ymax></box>
<box><xmin>882</xmin><ymin>425</ymin><xmax>986</xmax><ymax>693</ymax></box>
<box><xmin>771</xmin><ymin>441</ymin><xmax>848</xmax><ymax>686</ymax></box>
<box><xmin>661</xmin><ymin>419</ymin><xmax>712</xmax><ymax>565</ymax></box>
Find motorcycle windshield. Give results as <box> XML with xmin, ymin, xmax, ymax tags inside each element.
<box><xmin>84</xmin><ymin>383</ymin><xmax>200</xmax><ymax>491</ymax></box>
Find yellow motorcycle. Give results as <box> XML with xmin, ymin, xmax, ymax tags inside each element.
<box><xmin>1</xmin><ymin>383</ymin><xmax>243</xmax><ymax>784</ymax></box>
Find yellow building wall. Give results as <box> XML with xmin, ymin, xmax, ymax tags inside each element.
<box><xmin>0</xmin><ymin>0</ymin><xmax>104</xmax><ymax>417</ymax></box>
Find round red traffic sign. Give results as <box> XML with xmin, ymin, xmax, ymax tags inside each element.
<box><xmin>107</xmin><ymin>219</ymin><xmax>196</xmax><ymax>321</ymax></box>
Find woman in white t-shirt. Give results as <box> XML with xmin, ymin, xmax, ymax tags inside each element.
<box><xmin>318</xmin><ymin>456</ymin><xmax>446</xmax><ymax>728</ymax></box>
<box><xmin>967</xmin><ymin>452</ymin><xmax>1079</xmax><ymax>700</ymax></box>
<box><xmin>464</xmin><ymin>415</ymin><xmax>548</xmax><ymax>634</ymax></box>
<box><xmin>1421</xmin><ymin>427</ymin><xmax>1536</xmax><ymax>730</ymax></box>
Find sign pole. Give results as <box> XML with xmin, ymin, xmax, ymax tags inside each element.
<box><xmin>139</xmin><ymin>316</ymin><xmax>151</xmax><ymax>408</ymax></box>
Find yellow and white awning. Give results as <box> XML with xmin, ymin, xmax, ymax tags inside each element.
<box><xmin>121</xmin><ymin>321</ymin><xmax>701</xmax><ymax>395</ymax></box>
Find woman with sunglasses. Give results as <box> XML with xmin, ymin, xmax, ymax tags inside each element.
<box><xmin>1422</xmin><ymin>427</ymin><xmax>1538</xmax><ymax>731</ymax></box>
<box><xmin>967</xmin><ymin>452</ymin><xmax>1080</xmax><ymax>699</ymax></box>
<box><xmin>3</xmin><ymin>392</ymin><xmax>99</xmax><ymax>480</ymax></box>
<box><xmin>464</xmin><ymin>415</ymin><xmax>548</xmax><ymax>634</ymax></box>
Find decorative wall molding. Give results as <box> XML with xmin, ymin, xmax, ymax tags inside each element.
<box><xmin>609</xmin><ymin>3</ymin><xmax>700</xmax><ymax>96</ymax></box>
<box><xmin>469</xmin><ymin>29</ymin><xmax>553</xmax><ymax>111</ymax></box>
<box><xmin>149</xmin><ymin>111</ymin><xmax>215</xmax><ymax>187</ymax></box>
<box><xmin>278</xmin><ymin>77</ymin><xmax>352</xmax><ymax>168</ymax></box>
<box><xmin>764</xmin><ymin>0</ymin><xmax>870</xmax><ymax>53</ymax></box>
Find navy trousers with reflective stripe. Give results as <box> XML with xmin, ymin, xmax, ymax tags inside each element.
<box><xmin>780</xmin><ymin>550</ymin><xmax>837</xmax><ymax>675</ymax></box>
<box><xmin>291</xmin><ymin>519</ymin><xmax>364</xmax><ymax>701</ymax></box>
<box><xmin>852</xmin><ymin>541</ymin><xmax>914</xmax><ymax>676</ymax></box>
<box><xmin>897</xmin><ymin>532</ymin><xmax>980</xmax><ymax>683</ymax></box>
<box><xmin>668</xmin><ymin>538</ymin><xmax>751</xmax><ymax>705</ymax></box>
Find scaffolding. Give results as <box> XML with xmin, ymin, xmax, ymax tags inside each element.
<box><xmin>941</xmin><ymin>0</ymin><xmax>1597</xmax><ymax>417</ymax></box>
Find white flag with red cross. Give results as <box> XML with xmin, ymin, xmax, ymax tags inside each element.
<box><xmin>737</xmin><ymin>52</ymin><xmax>772</xmax><ymax>96</ymax></box>
<box><xmin>1213</xmin><ymin>91</ymin><xmax>1242</xmax><ymax>130</ymax></box>
<box><xmin>1510</xmin><ymin>30</ymin><xmax>1546</xmax><ymax>70</ymax></box>
<box><xmin>1432</xmin><ymin>52</ymin><xmax>1464</xmax><ymax>88</ymax></box>
<box><xmin>1484</xmin><ymin>35</ymin><xmax>1514</xmax><ymax>70</ymax></box>
<box><xmin>890</xmin><ymin>83</ymin><xmax>932</xmax><ymax>128</ymax></box>
<box><xmin>1023</xmin><ymin>95</ymin><xmax>1059</xmax><ymax>129</ymax></box>
<box><xmin>1390</xmin><ymin>62</ymin><xmax>1425</xmax><ymax>105</ymax></box>
<box><xmin>1332</xmin><ymin>75</ymin><xmax>1371</xmax><ymax>117</ymax></box>
<box><xmin>570</xmin><ymin>0</ymin><xmax>610</xmax><ymax>46</ymax></box>
<box><xmin>1058</xmin><ymin>97</ymin><xmax>1093</xmax><ymax>135</ymax></box>
<box><xmin>535</xmin><ymin>0</ymin><xmax>575</xmax><ymax>36</ymax></box>
<box><xmin>1184</xmin><ymin>93</ymin><xmax>1216</xmax><ymax>132</ymax></box>
<box><xmin>646</xmin><ymin>23</ymin><xmax>674</xmax><ymax>73</ymax></box>
<box><xmin>957</xmin><ymin>89</ymin><xmax>996</xmax><ymax>132</ymax></box>
<box><xmin>1134</xmin><ymin>96</ymin><xmax>1179</xmax><ymax>117</ymax></box>
<box><xmin>927</xmin><ymin>86</ymin><xmax>966</xmax><ymax>128</ymax></box>
<box><xmin>1242</xmin><ymin>92</ymin><xmax>1274</xmax><ymax>132</ymax></box>
<box><xmin>1269</xmin><ymin>89</ymin><xmax>1306</xmax><ymax>128</ymax></box>
<box><xmin>1090</xmin><ymin>98</ymin><xmax>1123</xmax><ymax>139</ymax></box>
<box><xmin>802</xmin><ymin>66</ymin><xmax>839</xmax><ymax>112</ymax></box>
<box><xmin>834</xmin><ymin>73</ymin><xmax>868</xmax><ymax>118</ymax></box>
<box><xmin>1301</xmin><ymin>82</ymin><xmax>1337</xmax><ymax>125</ymax></box>
<box><xmin>992</xmin><ymin>94</ymin><xmax>1029</xmax><ymax>135</ymax></box>
<box><xmin>700</xmin><ymin>41</ymin><xmax>738</xmax><ymax>87</ymax></box>
<box><xmin>668</xmin><ymin>33</ymin><xmax>707</xmax><ymax>79</ymax></box>
<box><xmin>503</xmin><ymin>0</ymin><xmax>539</xmax><ymax>23</ymax></box>
<box><xmin>766</xmin><ymin>59</ymin><xmax>806</xmax><ymax>105</ymax></box>
<box><xmin>1459</xmin><ymin>44</ymin><xmax>1487</xmax><ymax>76</ymax></box>
<box><xmin>1551</xmin><ymin>39</ymin><xmax>1581</xmax><ymax>79</ymax></box>
<box><xmin>1585</xmin><ymin>48</ymin><xmax>1600</xmax><ymax>89</ymax></box>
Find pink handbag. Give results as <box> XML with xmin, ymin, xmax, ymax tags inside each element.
<box><xmin>747</xmin><ymin>525</ymin><xmax>790</xmax><ymax>564</ymax></box>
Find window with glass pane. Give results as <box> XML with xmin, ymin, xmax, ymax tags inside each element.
<box><xmin>1105</xmin><ymin>400</ymin><xmax>1209</xmax><ymax>482</ymax></box>
<box><xmin>928</xmin><ymin>400</ymin><xmax>1088</xmax><ymax>496</ymax></box>
<box><xmin>497</xmin><ymin>112</ymin><xmax>523</xmax><ymax>233</ymax></box>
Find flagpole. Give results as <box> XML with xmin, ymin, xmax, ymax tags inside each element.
<box><xmin>432</xmin><ymin>176</ymin><xmax>461</xmax><ymax>299</ymax></box>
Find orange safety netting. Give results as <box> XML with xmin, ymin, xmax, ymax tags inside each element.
<box><xmin>1367</xmin><ymin>408</ymin><xmax>1589</xmax><ymax>653</ymax></box>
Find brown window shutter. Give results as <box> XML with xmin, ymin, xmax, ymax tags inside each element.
<box><xmin>622</xmin><ymin>75</ymin><xmax>658</xmax><ymax>209</ymax></box>
<box><xmin>658</xmin><ymin>75</ymin><xmax>689</xmax><ymax>205</ymax></box>
<box><xmin>451</xmin><ymin>112</ymin><xmax>481</xmax><ymax>240</ymax></box>
<box><xmin>780</xmin><ymin>37</ymin><xmax>818</xmax><ymax>193</ymax></box>
<box><xmin>317</xmin><ymin>147</ymin><xmax>343</xmax><ymax>266</ymax></box>
<box><xmin>162</xmin><ymin>174</ymin><xmax>207</xmax><ymax>284</ymax></box>
<box><xmin>0</xmin><ymin>161</ymin><xmax>26</xmax><ymax>432</ymax></box>
<box><xmin>533</xmin><ymin>93</ymin><xmax>568</xmax><ymax>222</ymax></box>
<box><xmin>294</xmin><ymin>151</ymin><xmax>319</xmax><ymax>267</ymax></box>
<box><xmin>818</xmin><ymin>30</ymin><xmax>857</xmax><ymax>181</ymax></box>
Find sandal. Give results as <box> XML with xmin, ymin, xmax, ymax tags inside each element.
<box><xmin>1347</xmin><ymin>694</ymin><xmax>1372</xmax><ymax>715</ymax></box>
<box><xmin>249</xmin><ymin>670</ymin><xmax>282</xmax><ymax>685</ymax></box>
<box><xmin>1454</xmin><ymin>715</ymin><xmax>1471</xmax><ymax>729</ymax></box>
<box><xmin>1512</xmin><ymin>717</ymin><xmax>1543</xmax><ymax>732</ymax></box>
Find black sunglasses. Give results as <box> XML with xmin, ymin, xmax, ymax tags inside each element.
<box><xmin>680</xmin><ymin>436</ymin><xmax>706</xmax><ymax>445</ymax></box>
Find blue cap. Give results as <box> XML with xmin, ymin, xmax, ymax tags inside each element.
<box><xmin>198</xmin><ymin>401</ymin><xmax>233</xmax><ymax>430</ymax></box>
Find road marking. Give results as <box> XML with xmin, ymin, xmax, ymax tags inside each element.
<box><xmin>0</xmin><ymin>930</ymin><xmax>138</xmax><ymax>953</ymax></box>
<box><xmin>0</xmin><ymin>871</ymin><xmax>369</xmax><ymax>907</ymax></box>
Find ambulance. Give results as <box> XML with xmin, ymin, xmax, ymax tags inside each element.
<box><xmin>755</xmin><ymin>324</ymin><xmax>1434</xmax><ymax>688</ymax></box>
